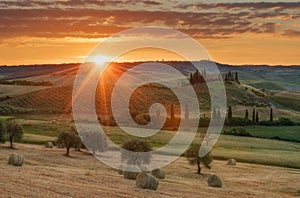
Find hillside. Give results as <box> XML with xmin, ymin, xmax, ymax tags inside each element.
<box><xmin>0</xmin><ymin>62</ymin><xmax>299</xmax><ymax>123</ymax></box>
<box><xmin>0</xmin><ymin>82</ymin><xmax>274</xmax><ymax>117</ymax></box>
<box><xmin>1</xmin><ymin>62</ymin><xmax>300</xmax><ymax>90</ymax></box>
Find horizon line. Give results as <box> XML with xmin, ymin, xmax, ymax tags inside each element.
<box><xmin>0</xmin><ymin>60</ymin><xmax>299</xmax><ymax>67</ymax></box>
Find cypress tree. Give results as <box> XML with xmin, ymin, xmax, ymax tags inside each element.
<box><xmin>245</xmin><ymin>109</ymin><xmax>249</xmax><ymax>120</ymax></box>
<box><xmin>194</xmin><ymin>70</ymin><xmax>199</xmax><ymax>84</ymax></box>
<box><xmin>235</xmin><ymin>72</ymin><xmax>240</xmax><ymax>84</ymax></box>
<box><xmin>217</xmin><ymin>109</ymin><xmax>221</xmax><ymax>120</ymax></box>
<box><xmin>212</xmin><ymin>106</ymin><xmax>216</xmax><ymax>119</ymax></box>
<box><xmin>225</xmin><ymin>74</ymin><xmax>228</xmax><ymax>81</ymax></box>
<box><xmin>189</xmin><ymin>73</ymin><xmax>193</xmax><ymax>84</ymax></box>
<box><xmin>203</xmin><ymin>69</ymin><xmax>207</xmax><ymax>80</ymax></box>
<box><xmin>252</xmin><ymin>108</ymin><xmax>255</xmax><ymax>122</ymax></box>
<box><xmin>256</xmin><ymin>112</ymin><xmax>259</xmax><ymax>123</ymax></box>
<box><xmin>228</xmin><ymin>71</ymin><xmax>232</xmax><ymax>79</ymax></box>
<box><xmin>270</xmin><ymin>108</ymin><xmax>273</xmax><ymax>122</ymax></box>
<box><xmin>228</xmin><ymin>105</ymin><xmax>232</xmax><ymax>120</ymax></box>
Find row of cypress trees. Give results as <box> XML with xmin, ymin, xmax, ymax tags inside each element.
<box><xmin>228</xmin><ymin>105</ymin><xmax>274</xmax><ymax>123</ymax></box>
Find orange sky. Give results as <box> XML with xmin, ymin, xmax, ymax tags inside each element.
<box><xmin>0</xmin><ymin>1</ymin><xmax>299</xmax><ymax>66</ymax></box>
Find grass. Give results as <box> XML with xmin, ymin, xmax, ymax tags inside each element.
<box><xmin>102</xmin><ymin>126</ymin><xmax>300</xmax><ymax>169</ymax></box>
<box><xmin>21</xmin><ymin>122</ymin><xmax>72</xmax><ymax>144</ymax></box>
<box><xmin>229</xmin><ymin>106</ymin><xmax>300</xmax><ymax>122</ymax></box>
<box><xmin>213</xmin><ymin>135</ymin><xmax>300</xmax><ymax>169</ymax></box>
<box><xmin>22</xmin><ymin>123</ymin><xmax>67</xmax><ymax>137</ymax></box>
<box><xmin>271</xmin><ymin>95</ymin><xmax>300</xmax><ymax>111</ymax></box>
<box><xmin>242</xmin><ymin>80</ymin><xmax>285</xmax><ymax>90</ymax></box>
<box><xmin>224</xmin><ymin>126</ymin><xmax>300</xmax><ymax>141</ymax></box>
<box><xmin>21</xmin><ymin>134</ymin><xmax>56</xmax><ymax>145</ymax></box>
<box><xmin>0</xmin><ymin>115</ymin><xmax>14</xmax><ymax>121</ymax></box>
<box><xmin>19</xmin><ymin>122</ymin><xmax>300</xmax><ymax>169</ymax></box>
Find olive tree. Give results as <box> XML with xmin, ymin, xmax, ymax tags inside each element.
<box><xmin>81</xmin><ymin>131</ymin><xmax>107</xmax><ymax>154</ymax></box>
<box><xmin>185</xmin><ymin>144</ymin><xmax>213</xmax><ymax>174</ymax></box>
<box><xmin>6</xmin><ymin>121</ymin><xmax>23</xmax><ymax>149</ymax></box>
<box><xmin>121</xmin><ymin>139</ymin><xmax>152</xmax><ymax>166</ymax></box>
<box><xmin>0</xmin><ymin>120</ymin><xmax>6</xmax><ymax>143</ymax></box>
<box><xmin>57</xmin><ymin>128</ymin><xmax>81</xmax><ymax>156</ymax></box>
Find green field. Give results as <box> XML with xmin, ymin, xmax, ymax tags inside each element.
<box><xmin>21</xmin><ymin>122</ymin><xmax>72</xmax><ymax>144</ymax></box>
<box><xmin>213</xmin><ymin>135</ymin><xmax>300</xmax><ymax>168</ymax></box>
<box><xmin>243</xmin><ymin>81</ymin><xmax>285</xmax><ymax>90</ymax></box>
<box><xmin>271</xmin><ymin>95</ymin><xmax>300</xmax><ymax>111</ymax></box>
<box><xmin>19</xmin><ymin>123</ymin><xmax>300</xmax><ymax>169</ymax></box>
<box><xmin>224</xmin><ymin>126</ymin><xmax>300</xmax><ymax>141</ymax></box>
<box><xmin>0</xmin><ymin>115</ymin><xmax>14</xmax><ymax>121</ymax></box>
<box><xmin>103</xmin><ymin>127</ymin><xmax>300</xmax><ymax>169</ymax></box>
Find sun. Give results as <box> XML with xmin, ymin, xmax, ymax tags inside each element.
<box><xmin>90</xmin><ymin>55</ymin><xmax>111</xmax><ymax>65</ymax></box>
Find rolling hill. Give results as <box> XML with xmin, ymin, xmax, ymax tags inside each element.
<box><xmin>0</xmin><ymin>62</ymin><xmax>299</xmax><ymax>122</ymax></box>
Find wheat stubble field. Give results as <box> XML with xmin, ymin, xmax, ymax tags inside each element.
<box><xmin>0</xmin><ymin>143</ymin><xmax>299</xmax><ymax>198</ymax></box>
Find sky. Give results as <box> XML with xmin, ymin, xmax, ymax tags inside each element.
<box><xmin>0</xmin><ymin>0</ymin><xmax>299</xmax><ymax>66</ymax></box>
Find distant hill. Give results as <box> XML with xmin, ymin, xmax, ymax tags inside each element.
<box><xmin>1</xmin><ymin>61</ymin><xmax>299</xmax><ymax>90</ymax></box>
<box><xmin>0</xmin><ymin>61</ymin><xmax>299</xmax><ymax>119</ymax></box>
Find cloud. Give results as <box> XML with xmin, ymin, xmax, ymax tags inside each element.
<box><xmin>0</xmin><ymin>1</ymin><xmax>299</xmax><ymax>41</ymax></box>
<box><xmin>175</xmin><ymin>2</ymin><xmax>300</xmax><ymax>11</ymax></box>
<box><xmin>282</xmin><ymin>30</ymin><xmax>300</xmax><ymax>38</ymax></box>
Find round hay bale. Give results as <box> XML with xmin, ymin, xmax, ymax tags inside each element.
<box><xmin>118</xmin><ymin>164</ymin><xmax>126</xmax><ymax>175</ymax></box>
<box><xmin>207</xmin><ymin>174</ymin><xmax>223</xmax><ymax>188</ymax></box>
<box><xmin>140</xmin><ymin>165</ymin><xmax>150</xmax><ymax>173</ymax></box>
<box><xmin>151</xmin><ymin>168</ymin><xmax>165</xmax><ymax>179</ymax></box>
<box><xmin>57</xmin><ymin>142</ymin><xmax>65</xmax><ymax>148</ymax></box>
<box><xmin>45</xmin><ymin>141</ymin><xmax>53</xmax><ymax>148</ymax></box>
<box><xmin>8</xmin><ymin>153</ymin><xmax>24</xmax><ymax>166</ymax></box>
<box><xmin>136</xmin><ymin>173</ymin><xmax>159</xmax><ymax>190</ymax></box>
<box><xmin>227</xmin><ymin>159</ymin><xmax>236</xmax><ymax>165</ymax></box>
<box><xmin>123</xmin><ymin>165</ymin><xmax>141</xmax><ymax>180</ymax></box>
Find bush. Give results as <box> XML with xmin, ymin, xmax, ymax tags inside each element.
<box><xmin>223</xmin><ymin>127</ymin><xmax>252</xmax><ymax>137</ymax></box>
<box><xmin>225</xmin><ymin>117</ymin><xmax>253</xmax><ymax>126</ymax></box>
<box><xmin>278</xmin><ymin>117</ymin><xmax>297</xmax><ymax>126</ymax></box>
<box><xmin>259</xmin><ymin>117</ymin><xmax>298</xmax><ymax>126</ymax></box>
<box><xmin>198</xmin><ymin>117</ymin><xmax>210</xmax><ymax>127</ymax></box>
<box><xmin>258</xmin><ymin>120</ymin><xmax>280</xmax><ymax>126</ymax></box>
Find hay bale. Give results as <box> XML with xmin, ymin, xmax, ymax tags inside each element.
<box><xmin>151</xmin><ymin>168</ymin><xmax>165</xmax><ymax>179</ymax></box>
<box><xmin>136</xmin><ymin>173</ymin><xmax>159</xmax><ymax>190</ymax></box>
<box><xmin>140</xmin><ymin>165</ymin><xmax>150</xmax><ymax>173</ymax></box>
<box><xmin>118</xmin><ymin>164</ymin><xmax>126</xmax><ymax>175</ymax></box>
<box><xmin>123</xmin><ymin>165</ymin><xmax>141</xmax><ymax>180</ymax></box>
<box><xmin>207</xmin><ymin>175</ymin><xmax>223</xmax><ymax>188</ymax></box>
<box><xmin>45</xmin><ymin>141</ymin><xmax>53</xmax><ymax>148</ymax></box>
<box><xmin>8</xmin><ymin>153</ymin><xmax>24</xmax><ymax>166</ymax></box>
<box><xmin>227</xmin><ymin>159</ymin><xmax>236</xmax><ymax>165</ymax></box>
